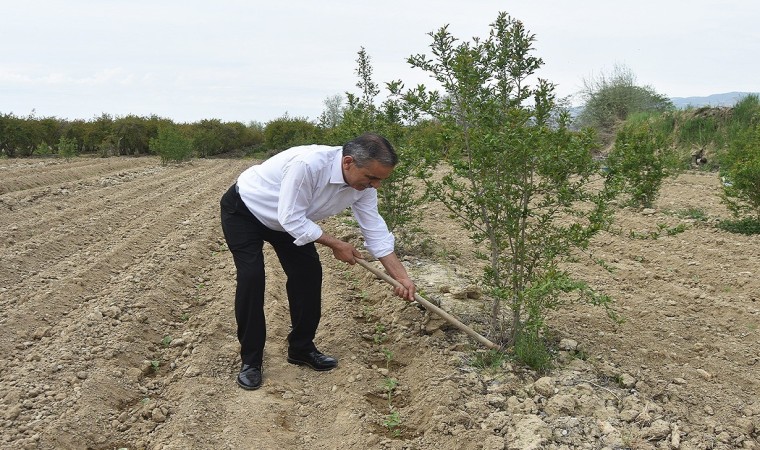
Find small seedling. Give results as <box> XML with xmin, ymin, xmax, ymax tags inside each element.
<box><xmin>180</xmin><ymin>313</ymin><xmax>190</xmax><ymax>322</ymax></box>
<box><xmin>151</xmin><ymin>360</ymin><xmax>160</xmax><ymax>372</ymax></box>
<box><xmin>382</xmin><ymin>377</ymin><xmax>398</xmax><ymax>405</ymax></box>
<box><xmin>381</xmin><ymin>348</ymin><xmax>393</xmax><ymax>370</ymax></box>
<box><xmin>629</xmin><ymin>223</ymin><xmax>688</xmax><ymax>240</ymax></box>
<box><xmin>572</xmin><ymin>348</ymin><xmax>589</xmax><ymax>361</ymax></box>
<box><xmin>360</xmin><ymin>304</ymin><xmax>375</xmax><ymax>321</ymax></box>
<box><xmin>383</xmin><ymin>409</ymin><xmax>402</xmax><ymax>437</ymax></box>
<box><xmin>373</xmin><ymin>323</ymin><xmax>387</xmax><ymax>344</ymax></box>
<box><xmin>161</xmin><ymin>335</ymin><xmax>173</xmax><ymax>347</ymax></box>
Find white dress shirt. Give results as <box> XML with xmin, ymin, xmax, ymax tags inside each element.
<box><xmin>236</xmin><ymin>145</ymin><xmax>395</xmax><ymax>258</ymax></box>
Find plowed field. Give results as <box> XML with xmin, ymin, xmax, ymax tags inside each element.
<box><xmin>1</xmin><ymin>156</ymin><xmax>758</xmax><ymax>450</ymax></box>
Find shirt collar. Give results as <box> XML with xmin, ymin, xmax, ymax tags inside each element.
<box><xmin>330</xmin><ymin>148</ymin><xmax>347</xmax><ymax>186</ymax></box>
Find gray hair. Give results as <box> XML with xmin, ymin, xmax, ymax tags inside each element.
<box><xmin>342</xmin><ymin>133</ymin><xmax>398</xmax><ymax>167</ymax></box>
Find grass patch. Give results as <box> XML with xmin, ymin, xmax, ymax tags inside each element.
<box><xmin>673</xmin><ymin>207</ymin><xmax>708</xmax><ymax>221</ymax></box>
<box><xmin>514</xmin><ymin>331</ymin><xmax>552</xmax><ymax>373</ymax></box>
<box><xmin>467</xmin><ymin>349</ymin><xmax>507</xmax><ymax>373</ymax></box>
<box><xmin>717</xmin><ymin>217</ymin><xmax>760</xmax><ymax>235</ymax></box>
<box><xmin>628</xmin><ymin>222</ymin><xmax>688</xmax><ymax>239</ymax></box>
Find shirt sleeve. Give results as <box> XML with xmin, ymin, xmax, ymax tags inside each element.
<box><xmin>277</xmin><ymin>160</ymin><xmax>324</xmax><ymax>245</ymax></box>
<box><xmin>351</xmin><ymin>190</ymin><xmax>395</xmax><ymax>258</ymax></box>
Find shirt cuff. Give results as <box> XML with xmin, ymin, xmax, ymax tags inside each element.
<box><xmin>292</xmin><ymin>223</ymin><xmax>323</xmax><ymax>246</ymax></box>
<box><xmin>365</xmin><ymin>232</ymin><xmax>395</xmax><ymax>259</ymax></box>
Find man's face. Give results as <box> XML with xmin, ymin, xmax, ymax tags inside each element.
<box><xmin>342</xmin><ymin>156</ymin><xmax>394</xmax><ymax>191</ymax></box>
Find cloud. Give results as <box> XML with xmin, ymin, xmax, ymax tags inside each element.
<box><xmin>0</xmin><ymin>67</ymin><xmax>137</xmax><ymax>86</ymax></box>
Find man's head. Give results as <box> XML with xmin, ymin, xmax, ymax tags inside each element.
<box><xmin>341</xmin><ymin>133</ymin><xmax>397</xmax><ymax>191</ymax></box>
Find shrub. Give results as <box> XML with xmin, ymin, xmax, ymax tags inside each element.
<box><xmin>150</xmin><ymin>126</ymin><xmax>193</xmax><ymax>164</ymax></box>
<box><xmin>35</xmin><ymin>143</ymin><xmax>53</xmax><ymax>156</ymax></box>
<box><xmin>263</xmin><ymin>115</ymin><xmax>321</xmax><ymax>152</ymax></box>
<box><xmin>57</xmin><ymin>136</ymin><xmax>78</xmax><ymax>159</ymax></box>
<box><xmin>191</xmin><ymin>119</ymin><xmax>227</xmax><ymax>157</ymax></box>
<box><xmin>607</xmin><ymin>116</ymin><xmax>679</xmax><ymax>208</ymax></box>
<box><xmin>720</xmin><ymin>115</ymin><xmax>760</xmax><ymax>220</ymax></box>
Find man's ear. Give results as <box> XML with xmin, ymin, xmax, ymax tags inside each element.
<box><xmin>342</xmin><ymin>156</ymin><xmax>353</xmax><ymax>168</ymax></box>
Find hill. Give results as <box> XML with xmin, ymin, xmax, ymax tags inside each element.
<box><xmin>670</xmin><ymin>91</ymin><xmax>759</xmax><ymax>109</ymax></box>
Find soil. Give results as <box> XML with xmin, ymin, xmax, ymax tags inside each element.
<box><xmin>0</xmin><ymin>156</ymin><xmax>758</xmax><ymax>450</ymax></box>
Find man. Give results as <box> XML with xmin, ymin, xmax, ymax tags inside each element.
<box><xmin>220</xmin><ymin>133</ymin><xmax>416</xmax><ymax>390</ymax></box>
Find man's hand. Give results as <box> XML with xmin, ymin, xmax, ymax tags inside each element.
<box><xmin>331</xmin><ymin>240</ymin><xmax>363</xmax><ymax>265</ymax></box>
<box><xmin>378</xmin><ymin>252</ymin><xmax>416</xmax><ymax>302</ymax></box>
<box><xmin>316</xmin><ymin>233</ymin><xmax>363</xmax><ymax>264</ymax></box>
<box><xmin>394</xmin><ymin>277</ymin><xmax>416</xmax><ymax>302</ymax></box>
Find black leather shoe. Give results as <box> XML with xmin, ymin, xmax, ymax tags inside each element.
<box><xmin>287</xmin><ymin>350</ymin><xmax>338</xmax><ymax>371</ymax></box>
<box><xmin>237</xmin><ymin>364</ymin><xmax>262</xmax><ymax>390</ymax></box>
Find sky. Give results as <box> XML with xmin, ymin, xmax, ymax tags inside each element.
<box><xmin>1</xmin><ymin>0</ymin><xmax>758</xmax><ymax>124</ymax></box>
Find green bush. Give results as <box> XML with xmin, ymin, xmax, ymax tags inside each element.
<box><xmin>57</xmin><ymin>136</ymin><xmax>79</xmax><ymax>158</ymax></box>
<box><xmin>192</xmin><ymin>119</ymin><xmax>226</xmax><ymax>158</ymax></box>
<box><xmin>263</xmin><ymin>115</ymin><xmax>321</xmax><ymax>152</ymax></box>
<box><xmin>720</xmin><ymin>116</ymin><xmax>760</xmax><ymax>219</ymax></box>
<box><xmin>513</xmin><ymin>329</ymin><xmax>552</xmax><ymax>373</ymax></box>
<box><xmin>35</xmin><ymin>143</ymin><xmax>53</xmax><ymax>156</ymax></box>
<box><xmin>607</xmin><ymin>116</ymin><xmax>679</xmax><ymax>208</ymax></box>
<box><xmin>112</xmin><ymin>115</ymin><xmax>154</xmax><ymax>155</ymax></box>
<box><xmin>150</xmin><ymin>126</ymin><xmax>193</xmax><ymax>164</ymax></box>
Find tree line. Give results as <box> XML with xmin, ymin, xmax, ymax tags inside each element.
<box><xmin>0</xmin><ymin>113</ymin><xmax>265</xmax><ymax>158</ymax></box>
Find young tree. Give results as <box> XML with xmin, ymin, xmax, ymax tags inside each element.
<box><xmin>329</xmin><ymin>48</ymin><xmax>428</xmax><ymax>240</ymax></box>
<box><xmin>356</xmin><ymin>47</ymin><xmax>380</xmax><ymax>110</ymax></box>
<box><xmin>403</xmin><ymin>12</ymin><xmax>617</xmax><ymax>356</ymax></box>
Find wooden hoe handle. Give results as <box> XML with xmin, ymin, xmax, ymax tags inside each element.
<box><xmin>355</xmin><ymin>258</ymin><xmax>500</xmax><ymax>350</ymax></box>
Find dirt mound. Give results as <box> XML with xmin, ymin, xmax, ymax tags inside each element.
<box><xmin>0</xmin><ymin>157</ymin><xmax>758</xmax><ymax>449</ymax></box>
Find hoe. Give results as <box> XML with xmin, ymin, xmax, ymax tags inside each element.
<box><xmin>356</xmin><ymin>258</ymin><xmax>499</xmax><ymax>350</ymax></box>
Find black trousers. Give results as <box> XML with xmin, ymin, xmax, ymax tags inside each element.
<box><xmin>220</xmin><ymin>184</ymin><xmax>322</xmax><ymax>367</ymax></box>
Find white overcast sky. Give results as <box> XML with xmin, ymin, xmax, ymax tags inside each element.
<box><xmin>1</xmin><ymin>0</ymin><xmax>758</xmax><ymax>124</ymax></box>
